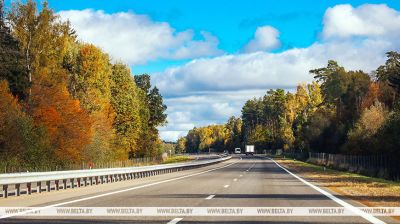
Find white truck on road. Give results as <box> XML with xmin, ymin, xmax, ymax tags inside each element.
<box><xmin>245</xmin><ymin>145</ymin><xmax>255</xmax><ymax>155</ymax></box>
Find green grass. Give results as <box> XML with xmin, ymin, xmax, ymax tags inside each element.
<box><xmin>162</xmin><ymin>155</ymin><xmax>191</xmax><ymax>164</ymax></box>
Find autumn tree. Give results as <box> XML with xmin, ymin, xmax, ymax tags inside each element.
<box><xmin>345</xmin><ymin>101</ymin><xmax>387</xmax><ymax>154</ymax></box>
<box><xmin>110</xmin><ymin>63</ymin><xmax>143</xmax><ymax>159</ymax></box>
<box><xmin>0</xmin><ymin>80</ymin><xmax>54</xmax><ymax>169</ymax></box>
<box><xmin>224</xmin><ymin>116</ymin><xmax>243</xmax><ymax>151</ymax></box>
<box><xmin>176</xmin><ymin>137</ymin><xmax>187</xmax><ymax>153</ymax></box>
<box><xmin>8</xmin><ymin>0</ymin><xmax>74</xmax><ymax>90</ymax></box>
<box><xmin>29</xmin><ymin>73</ymin><xmax>92</xmax><ymax>164</ymax></box>
<box><xmin>63</xmin><ymin>43</ymin><xmax>117</xmax><ymax>162</ymax></box>
<box><xmin>0</xmin><ymin>1</ymin><xmax>28</xmax><ymax>99</ymax></box>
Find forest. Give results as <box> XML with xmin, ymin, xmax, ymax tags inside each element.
<box><xmin>0</xmin><ymin>1</ymin><xmax>167</xmax><ymax>170</ymax></box>
<box><xmin>178</xmin><ymin>54</ymin><xmax>400</xmax><ymax>157</ymax></box>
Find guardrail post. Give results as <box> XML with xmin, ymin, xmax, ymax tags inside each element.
<box><xmin>70</xmin><ymin>178</ymin><xmax>75</xmax><ymax>188</ymax></box>
<box><xmin>3</xmin><ymin>185</ymin><xmax>8</xmax><ymax>198</ymax></box>
<box><xmin>63</xmin><ymin>179</ymin><xmax>67</xmax><ymax>189</ymax></box>
<box><xmin>55</xmin><ymin>180</ymin><xmax>59</xmax><ymax>190</ymax></box>
<box><xmin>89</xmin><ymin>177</ymin><xmax>93</xmax><ymax>185</ymax></box>
<box><xmin>27</xmin><ymin>182</ymin><xmax>32</xmax><ymax>194</ymax></box>
<box><xmin>77</xmin><ymin>178</ymin><xmax>81</xmax><ymax>188</ymax></box>
<box><xmin>95</xmin><ymin>176</ymin><xmax>99</xmax><ymax>185</ymax></box>
<box><xmin>15</xmin><ymin>184</ymin><xmax>20</xmax><ymax>196</ymax></box>
<box><xmin>37</xmin><ymin>182</ymin><xmax>42</xmax><ymax>193</ymax></box>
<box><xmin>46</xmin><ymin>181</ymin><xmax>51</xmax><ymax>192</ymax></box>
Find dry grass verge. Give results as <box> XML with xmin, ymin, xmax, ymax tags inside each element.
<box><xmin>274</xmin><ymin>158</ymin><xmax>400</xmax><ymax>208</ymax></box>
<box><xmin>162</xmin><ymin>155</ymin><xmax>192</xmax><ymax>164</ymax></box>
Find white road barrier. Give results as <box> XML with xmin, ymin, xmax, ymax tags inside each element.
<box><xmin>0</xmin><ymin>156</ymin><xmax>231</xmax><ymax>198</ymax></box>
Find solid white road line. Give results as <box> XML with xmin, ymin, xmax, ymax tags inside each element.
<box><xmin>268</xmin><ymin>157</ymin><xmax>385</xmax><ymax>224</ymax></box>
<box><xmin>224</xmin><ymin>185</ymin><xmax>230</xmax><ymax>188</ymax></box>
<box><xmin>0</xmin><ymin>159</ymin><xmax>240</xmax><ymax>219</ymax></box>
<box><xmin>205</xmin><ymin>194</ymin><xmax>215</xmax><ymax>200</ymax></box>
<box><xmin>167</xmin><ymin>217</ymin><xmax>183</xmax><ymax>224</ymax></box>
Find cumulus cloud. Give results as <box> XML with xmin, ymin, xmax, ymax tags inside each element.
<box><xmin>322</xmin><ymin>4</ymin><xmax>400</xmax><ymax>39</ymax></box>
<box><xmin>58</xmin><ymin>9</ymin><xmax>222</xmax><ymax>65</ymax></box>
<box><xmin>154</xmin><ymin>39</ymin><xmax>390</xmax><ymax>96</ymax></box>
<box><xmin>243</xmin><ymin>26</ymin><xmax>280</xmax><ymax>52</ymax></box>
<box><xmin>155</xmin><ymin>4</ymin><xmax>400</xmax><ymax>141</ymax></box>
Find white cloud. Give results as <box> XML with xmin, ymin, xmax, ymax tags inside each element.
<box><xmin>155</xmin><ymin>4</ymin><xmax>400</xmax><ymax>141</ymax></box>
<box><xmin>322</xmin><ymin>4</ymin><xmax>400</xmax><ymax>39</ymax></box>
<box><xmin>58</xmin><ymin>9</ymin><xmax>222</xmax><ymax>65</ymax></box>
<box><xmin>154</xmin><ymin>39</ymin><xmax>390</xmax><ymax>96</ymax></box>
<box><xmin>159</xmin><ymin>90</ymin><xmax>267</xmax><ymax>142</ymax></box>
<box><xmin>243</xmin><ymin>26</ymin><xmax>280</xmax><ymax>53</ymax></box>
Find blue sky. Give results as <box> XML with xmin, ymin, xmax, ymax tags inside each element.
<box><xmin>5</xmin><ymin>0</ymin><xmax>400</xmax><ymax>141</ymax></box>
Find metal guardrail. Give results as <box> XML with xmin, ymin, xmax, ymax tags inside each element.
<box><xmin>0</xmin><ymin>156</ymin><xmax>231</xmax><ymax>198</ymax></box>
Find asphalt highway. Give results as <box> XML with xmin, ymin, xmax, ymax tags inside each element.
<box><xmin>0</xmin><ymin>156</ymin><xmax>396</xmax><ymax>224</ymax></box>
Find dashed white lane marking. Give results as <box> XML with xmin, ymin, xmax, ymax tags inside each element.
<box><xmin>239</xmin><ymin>174</ymin><xmax>243</xmax><ymax>177</ymax></box>
<box><xmin>0</xmin><ymin>159</ymin><xmax>240</xmax><ymax>219</ymax></box>
<box><xmin>205</xmin><ymin>194</ymin><xmax>215</xmax><ymax>200</ymax></box>
<box><xmin>224</xmin><ymin>184</ymin><xmax>230</xmax><ymax>188</ymax></box>
<box><xmin>233</xmin><ymin>178</ymin><xmax>238</xmax><ymax>182</ymax></box>
<box><xmin>167</xmin><ymin>217</ymin><xmax>183</xmax><ymax>224</ymax></box>
<box><xmin>245</xmin><ymin>163</ymin><xmax>256</xmax><ymax>173</ymax></box>
<box><xmin>268</xmin><ymin>157</ymin><xmax>385</xmax><ymax>224</ymax></box>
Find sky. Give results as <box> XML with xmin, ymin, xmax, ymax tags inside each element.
<box><xmin>5</xmin><ymin>0</ymin><xmax>400</xmax><ymax>141</ymax></box>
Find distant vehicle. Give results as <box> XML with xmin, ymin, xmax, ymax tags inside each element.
<box><xmin>234</xmin><ymin>148</ymin><xmax>241</xmax><ymax>154</ymax></box>
<box><xmin>245</xmin><ymin>145</ymin><xmax>255</xmax><ymax>155</ymax></box>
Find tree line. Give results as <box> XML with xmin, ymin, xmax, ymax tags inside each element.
<box><xmin>0</xmin><ymin>1</ymin><xmax>167</xmax><ymax>169</ymax></box>
<box><xmin>178</xmin><ymin>53</ymin><xmax>400</xmax><ymax>157</ymax></box>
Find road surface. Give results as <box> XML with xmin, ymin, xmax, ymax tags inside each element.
<box><xmin>0</xmin><ymin>156</ymin><xmax>396</xmax><ymax>223</ymax></box>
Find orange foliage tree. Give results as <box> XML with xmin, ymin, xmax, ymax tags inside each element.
<box><xmin>29</xmin><ymin>73</ymin><xmax>92</xmax><ymax>164</ymax></box>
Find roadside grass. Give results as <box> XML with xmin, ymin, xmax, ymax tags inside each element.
<box><xmin>274</xmin><ymin>157</ymin><xmax>400</xmax><ymax>208</ymax></box>
<box><xmin>162</xmin><ymin>155</ymin><xmax>192</xmax><ymax>164</ymax></box>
